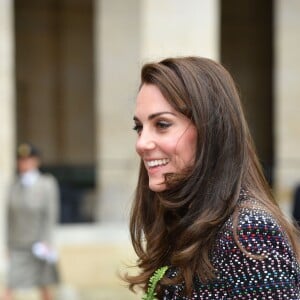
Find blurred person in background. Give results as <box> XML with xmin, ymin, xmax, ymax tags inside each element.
<box><xmin>126</xmin><ymin>57</ymin><xmax>300</xmax><ymax>299</ymax></box>
<box><xmin>3</xmin><ymin>143</ymin><xmax>60</xmax><ymax>300</ymax></box>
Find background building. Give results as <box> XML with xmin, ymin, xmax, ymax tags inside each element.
<box><xmin>0</xmin><ymin>0</ymin><xmax>299</xmax><ymax>298</ymax></box>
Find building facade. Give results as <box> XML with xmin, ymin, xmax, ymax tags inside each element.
<box><xmin>0</xmin><ymin>0</ymin><xmax>299</xmax><ymax>289</ymax></box>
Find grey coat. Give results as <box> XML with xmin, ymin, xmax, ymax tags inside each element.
<box><xmin>6</xmin><ymin>172</ymin><xmax>60</xmax><ymax>288</ymax></box>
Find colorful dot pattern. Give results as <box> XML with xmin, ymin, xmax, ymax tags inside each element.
<box><xmin>162</xmin><ymin>192</ymin><xmax>300</xmax><ymax>299</ymax></box>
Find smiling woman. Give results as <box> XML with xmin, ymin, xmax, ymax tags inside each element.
<box><xmin>133</xmin><ymin>84</ymin><xmax>197</xmax><ymax>192</ymax></box>
<box><xmin>125</xmin><ymin>57</ymin><xmax>300</xmax><ymax>299</ymax></box>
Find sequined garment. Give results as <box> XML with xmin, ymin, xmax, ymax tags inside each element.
<box><xmin>163</xmin><ymin>194</ymin><xmax>300</xmax><ymax>299</ymax></box>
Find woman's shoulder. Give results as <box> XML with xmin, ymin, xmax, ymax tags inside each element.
<box><xmin>217</xmin><ymin>194</ymin><xmax>295</xmax><ymax>259</ymax></box>
<box><xmin>235</xmin><ymin>198</ymin><xmax>281</xmax><ymax>234</ymax></box>
<box><xmin>211</xmin><ymin>193</ymin><xmax>300</xmax><ymax>298</ymax></box>
<box><xmin>234</xmin><ymin>202</ymin><xmax>287</xmax><ymax>257</ymax></box>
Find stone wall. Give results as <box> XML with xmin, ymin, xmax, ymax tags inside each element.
<box><xmin>0</xmin><ymin>0</ymin><xmax>15</xmax><ymax>272</ymax></box>
<box><xmin>274</xmin><ymin>0</ymin><xmax>300</xmax><ymax>213</ymax></box>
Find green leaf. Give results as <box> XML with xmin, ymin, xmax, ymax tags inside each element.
<box><xmin>142</xmin><ymin>266</ymin><xmax>169</xmax><ymax>300</ymax></box>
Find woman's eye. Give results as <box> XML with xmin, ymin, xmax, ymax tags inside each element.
<box><xmin>157</xmin><ymin>121</ymin><xmax>171</xmax><ymax>129</ymax></box>
<box><xmin>133</xmin><ymin>124</ymin><xmax>142</xmax><ymax>134</ymax></box>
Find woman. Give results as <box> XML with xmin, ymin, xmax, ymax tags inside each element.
<box><xmin>4</xmin><ymin>143</ymin><xmax>59</xmax><ymax>300</ymax></box>
<box><xmin>126</xmin><ymin>57</ymin><xmax>300</xmax><ymax>299</ymax></box>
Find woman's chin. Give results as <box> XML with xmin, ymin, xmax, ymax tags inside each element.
<box><xmin>149</xmin><ymin>181</ymin><xmax>166</xmax><ymax>192</ymax></box>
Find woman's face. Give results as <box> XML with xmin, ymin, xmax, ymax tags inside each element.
<box><xmin>134</xmin><ymin>84</ymin><xmax>197</xmax><ymax>192</ymax></box>
<box><xmin>17</xmin><ymin>156</ymin><xmax>40</xmax><ymax>174</ymax></box>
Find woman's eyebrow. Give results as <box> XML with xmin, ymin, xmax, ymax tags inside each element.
<box><xmin>133</xmin><ymin>112</ymin><xmax>176</xmax><ymax>122</ymax></box>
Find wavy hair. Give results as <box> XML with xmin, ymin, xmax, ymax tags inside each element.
<box><xmin>125</xmin><ymin>57</ymin><xmax>300</xmax><ymax>295</ymax></box>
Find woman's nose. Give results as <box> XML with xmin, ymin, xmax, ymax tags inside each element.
<box><xmin>136</xmin><ymin>130</ymin><xmax>155</xmax><ymax>154</ymax></box>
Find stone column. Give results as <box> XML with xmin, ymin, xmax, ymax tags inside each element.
<box><xmin>140</xmin><ymin>0</ymin><xmax>219</xmax><ymax>61</ymax></box>
<box><xmin>274</xmin><ymin>0</ymin><xmax>300</xmax><ymax>212</ymax></box>
<box><xmin>0</xmin><ymin>0</ymin><xmax>15</xmax><ymax>273</ymax></box>
<box><xmin>94</xmin><ymin>0</ymin><xmax>141</xmax><ymax>222</ymax></box>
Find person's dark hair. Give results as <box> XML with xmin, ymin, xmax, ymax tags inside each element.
<box><xmin>17</xmin><ymin>142</ymin><xmax>40</xmax><ymax>158</ymax></box>
<box><xmin>125</xmin><ymin>56</ymin><xmax>300</xmax><ymax>295</ymax></box>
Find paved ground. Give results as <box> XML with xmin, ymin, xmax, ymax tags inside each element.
<box><xmin>56</xmin><ymin>243</ymin><xmax>142</xmax><ymax>300</ymax></box>
<box><xmin>0</xmin><ymin>224</ymin><xmax>143</xmax><ymax>300</ymax></box>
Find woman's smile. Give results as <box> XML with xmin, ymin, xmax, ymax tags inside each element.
<box><xmin>146</xmin><ymin>158</ymin><xmax>169</xmax><ymax>168</ymax></box>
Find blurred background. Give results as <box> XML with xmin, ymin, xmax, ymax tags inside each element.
<box><xmin>0</xmin><ymin>0</ymin><xmax>299</xmax><ymax>299</ymax></box>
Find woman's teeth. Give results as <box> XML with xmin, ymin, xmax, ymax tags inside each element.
<box><xmin>147</xmin><ymin>159</ymin><xmax>169</xmax><ymax>168</ymax></box>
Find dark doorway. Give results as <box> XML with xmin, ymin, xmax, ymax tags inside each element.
<box><xmin>14</xmin><ymin>0</ymin><xmax>96</xmax><ymax>223</ymax></box>
<box><xmin>221</xmin><ymin>0</ymin><xmax>274</xmax><ymax>185</ymax></box>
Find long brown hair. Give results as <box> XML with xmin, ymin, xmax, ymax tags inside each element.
<box><xmin>125</xmin><ymin>56</ymin><xmax>300</xmax><ymax>294</ymax></box>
